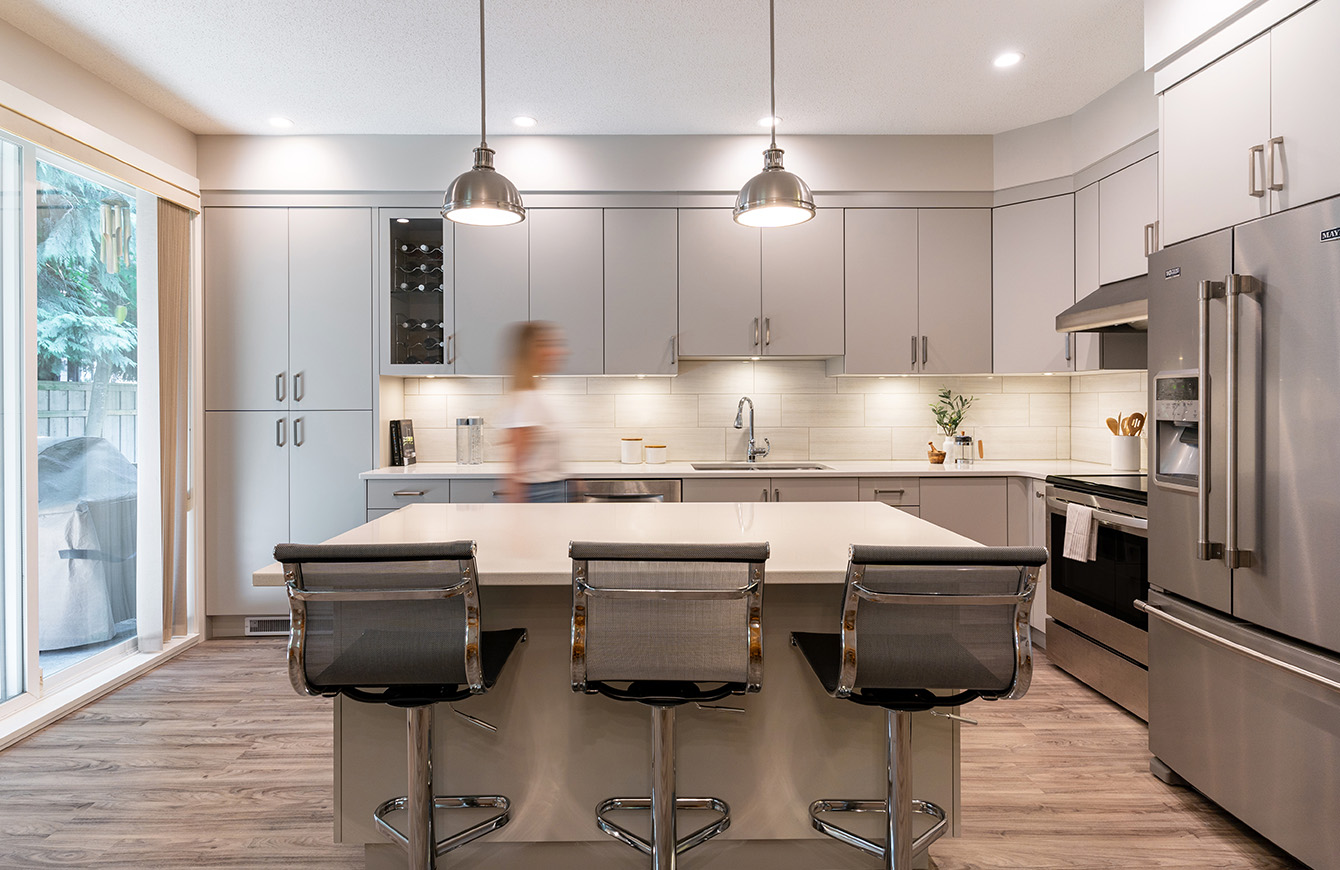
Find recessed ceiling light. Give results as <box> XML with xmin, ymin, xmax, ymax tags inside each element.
<box><xmin>396</xmin><ymin>218</ymin><xmax>410</xmax><ymax>224</ymax></box>
<box><xmin>269</xmin><ymin>116</ymin><xmax>295</xmax><ymax>129</ymax></box>
<box><xmin>993</xmin><ymin>51</ymin><xmax>1024</xmax><ymax>68</ymax></box>
<box><xmin>757</xmin><ymin>115</ymin><xmax>782</xmax><ymax>127</ymax></box>
<box><xmin>512</xmin><ymin>116</ymin><xmax>538</xmax><ymax>128</ymax></box>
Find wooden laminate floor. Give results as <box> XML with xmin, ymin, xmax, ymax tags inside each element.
<box><xmin>0</xmin><ymin>640</ymin><xmax>1305</xmax><ymax>870</ymax></box>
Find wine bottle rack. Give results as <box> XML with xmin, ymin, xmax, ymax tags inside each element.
<box><xmin>388</xmin><ymin>217</ymin><xmax>449</xmax><ymax>367</ymax></box>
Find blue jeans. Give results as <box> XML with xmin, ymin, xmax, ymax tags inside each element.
<box><xmin>525</xmin><ymin>481</ymin><xmax>568</xmax><ymax>503</ymax></box>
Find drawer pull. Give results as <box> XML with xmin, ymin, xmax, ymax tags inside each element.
<box><xmin>873</xmin><ymin>489</ymin><xmax>906</xmax><ymax>496</ymax></box>
<box><xmin>392</xmin><ymin>490</ymin><xmax>426</xmax><ymax>497</ymax></box>
<box><xmin>491</xmin><ymin>490</ymin><xmax>506</xmax><ymax>498</ymax></box>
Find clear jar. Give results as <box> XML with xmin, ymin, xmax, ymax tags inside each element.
<box><xmin>456</xmin><ymin>417</ymin><xmax>484</xmax><ymax>465</ymax></box>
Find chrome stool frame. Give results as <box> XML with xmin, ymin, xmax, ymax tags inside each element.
<box><xmin>792</xmin><ymin>544</ymin><xmax>1046</xmax><ymax>870</ymax></box>
<box><xmin>277</xmin><ymin>541</ymin><xmax>526</xmax><ymax>870</ymax></box>
<box><xmin>570</xmin><ymin>541</ymin><xmax>768</xmax><ymax>870</ymax></box>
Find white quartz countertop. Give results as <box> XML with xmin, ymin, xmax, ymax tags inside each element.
<box><xmin>361</xmin><ymin>459</ymin><xmax>1117</xmax><ymax>481</ymax></box>
<box><xmin>253</xmin><ymin>501</ymin><xmax>978</xmax><ymax>587</ymax></box>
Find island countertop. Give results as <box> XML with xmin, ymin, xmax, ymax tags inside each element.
<box><xmin>252</xmin><ymin>500</ymin><xmax>978</xmax><ymax>587</ymax></box>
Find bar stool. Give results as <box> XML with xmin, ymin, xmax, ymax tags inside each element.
<box><xmin>275</xmin><ymin>541</ymin><xmax>527</xmax><ymax>870</ymax></box>
<box><xmin>791</xmin><ymin>544</ymin><xmax>1047</xmax><ymax>870</ymax></box>
<box><xmin>569</xmin><ymin>541</ymin><xmax>769</xmax><ymax>870</ymax></box>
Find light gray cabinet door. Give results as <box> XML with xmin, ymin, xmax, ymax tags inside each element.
<box><xmin>992</xmin><ymin>195</ymin><xmax>1075</xmax><ymax>374</ymax></box>
<box><xmin>771</xmin><ymin>477</ymin><xmax>858</xmax><ymax>502</ymax></box>
<box><xmin>843</xmin><ymin>209</ymin><xmax>919</xmax><ymax>374</ymax></box>
<box><xmin>605</xmin><ymin>209</ymin><xmax>678</xmax><ymax>375</ymax></box>
<box><xmin>1074</xmin><ymin>183</ymin><xmax>1102</xmax><ymax>372</ymax></box>
<box><xmin>918</xmin><ymin>209</ymin><xmax>992</xmax><ymax>374</ymax></box>
<box><xmin>1098</xmin><ymin>155</ymin><xmax>1157</xmax><ymax>284</ymax></box>
<box><xmin>1270</xmin><ymin>0</ymin><xmax>1340</xmax><ymax>212</ymax></box>
<box><xmin>761</xmin><ymin>208</ymin><xmax>844</xmax><ymax>356</ymax></box>
<box><xmin>678</xmin><ymin>209</ymin><xmax>761</xmax><ymax>356</ymax></box>
<box><xmin>1161</xmin><ymin>35</ymin><xmax>1270</xmax><ymax>245</ymax></box>
<box><xmin>288</xmin><ymin>410</ymin><xmax>373</xmax><ymax>545</ymax></box>
<box><xmin>682</xmin><ymin>478</ymin><xmax>770</xmax><ymax>503</ymax></box>
<box><xmin>204</xmin><ymin>208</ymin><xmax>289</xmax><ymax>411</ymax></box>
<box><xmin>529</xmin><ymin>209</ymin><xmax>605</xmax><ymax>375</ymax></box>
<box><xmin>289</xmin><ymin>208</ymin><xmax>374</xmax><ymax>410</ymax></box>
<box><xmin>204</xmin><ymin>411</ymin><xmax>290</xmax><ymax>616</ymax></box>
<box><xmin>453</xmin><ymin>220</ymin><xmax>529</xmax><ymax>375</ymax></box>
<box><xmin>919</xmin><ymin>477</ymin><xmax>1008</xmax><ymax>546</ymax></box>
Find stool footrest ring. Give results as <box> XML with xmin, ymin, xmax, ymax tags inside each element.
<box><xmin>374</xmin><ymin>794</ymin><xmax>511</xmax><ymax>858</ymax></box>
<box><xmin>596</xmin><ymin>795</ymin><xmax>731</xmax><ymax>856</ymax></box>
<box><xmin>809</xmin><ymin>797</ymin><xmax>948</xmax><ymax>860</ymax></box>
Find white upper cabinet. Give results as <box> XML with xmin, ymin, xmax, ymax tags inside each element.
<box><xmin>605</xmin><ymin>209</ymin><xmax>679</xmax><ymax>375</ymax></box>
<box><xmin>1161</xmin><ymin>34</ymin><xmax>1271</xmax><ymax>245</ymax></box>
<box><xmin>1074</xmin><ymin>183</ymin><xmax>1103</xmax><ymax>372</ymax></box>
<box><xmin>204</xmin><ymin>208</ymin><xmax>289</xmax><ymax>411</ymax></box>
<box><xmin>919</xmin><ymin>209</ymin><xmax>993</xmax><ymax>374</ymax></box>
<box><xmin>678</xmin><ymin>209</ymin><xmax>761</xmax><ymax>356</ymax></box>
<box><xmin>1270</xmin><ymin>0</ymin><xmax>1340</xmax><ymax>212</ymax></box>
<box><xmin>992</xmin><ymin>195</ymin><xmax>1076</xmax><ymax>374</ymax></box>
<box><xmin>1098</xmin><ymin>155</ymin><xmax>1158</xmax><ymax>284</ymax></box>
<box><xmin>453</xmin><ymin>220</ymin><xmax>529</xmax><ymax>376</ymax></box>
<box><xmin>842</xmin><ymin>209</ymin><xmax>919</xmax><ymax>375</ymax></box>
<box><xmin>528</xmin><ymin>209</ymin><xmax>605</xmax><ymax>375</ymax></box>
<box><xmin>760</xmin><ymin>208</ymin><xmax>844</xmax><ymax>356</ymax></box>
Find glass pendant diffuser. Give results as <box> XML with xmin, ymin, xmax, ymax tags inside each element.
<box><xmin>443</xmin><ymin>0</ymin><xmax>525</xmax><ymax>226</ymax></box>
<box><xmin>734</xmin><ymin>0</ymin><xmax>814</xmax><ymax>228</ymax></box>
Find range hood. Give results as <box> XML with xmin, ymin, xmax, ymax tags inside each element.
<box><xmin>1056</xmin><ymin>274</ymin><xmax>1148</xmax><ymax>333</ymax></box>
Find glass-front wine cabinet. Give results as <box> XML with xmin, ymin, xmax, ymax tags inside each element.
<box><xmin>380</xmin><ymin>209</ymin><xmax>452</xmax><ymax>375</ymax></box>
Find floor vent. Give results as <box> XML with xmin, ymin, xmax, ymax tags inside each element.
<box><xmin>244</xmin><ymin>616</ymin><xmax>291</xmax><ymax>636</ymax></box>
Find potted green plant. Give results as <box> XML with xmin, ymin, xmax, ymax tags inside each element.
<box><xmin>930</xmin><ymin>388</ymin><xmax>975</xmax><ymax>455</ymax></box>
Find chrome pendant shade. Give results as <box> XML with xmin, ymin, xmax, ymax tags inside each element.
<box><xmin>443</xmin><ymin>0</ymin><xmax>525</xmax><ymax>226</ymax></box>
<box><xmin>734</xmin><ymin>0</ymin><xmax>814</xmax><ymax>228</ymax></box>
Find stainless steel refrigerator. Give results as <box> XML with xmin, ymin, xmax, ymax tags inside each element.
<box><xmin>1146</xmin><ymin>195</ymin><xmax>1340</xmax><ymax>870</ymax></box>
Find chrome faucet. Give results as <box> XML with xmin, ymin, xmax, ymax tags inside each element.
<box><xmin>734</xmin><ymin>397</ymin><xmax>770</xmax><ymax>463</ymax></box>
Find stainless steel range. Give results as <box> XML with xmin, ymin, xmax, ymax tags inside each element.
<box><xmin>1044</xmin><ymin>473</ymin><xmax>1149</xmax><ymax>719</ymax></box>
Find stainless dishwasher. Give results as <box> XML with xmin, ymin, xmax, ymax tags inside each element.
<box><xmin>567</xmin><ymin>479</ymin><xmax>682</xmax><ymax>503</ymax></box>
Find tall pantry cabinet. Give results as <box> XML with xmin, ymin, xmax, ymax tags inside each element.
<box><xmin>204</xmin><ymin>207</ymin><xmax>375</xmax><ymax>618</ymax></box>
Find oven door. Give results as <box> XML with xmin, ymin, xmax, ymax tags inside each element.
<box><xmin>1046</xmin><ymin>495</ymin><xmax>1150</xmax><ymax>666</ymax></box>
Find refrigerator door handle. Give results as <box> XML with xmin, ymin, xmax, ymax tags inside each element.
<box><xmin>1197</xmin><ymin>280</ymin><xmax>1225</xmax><ymax>562</ymax></box>
<box><xmin>1137</xmin><ymin>600</ymin><xmax>1340</xmax><ymax>695</ymax></box>
<box><xmin>1225</xmin><ymin>274</ymin><xmax>1260</xmax><ymax>569</ymax></box>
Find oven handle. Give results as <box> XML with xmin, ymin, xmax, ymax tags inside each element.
<box><xmin>1047</xmin><ymin>499</ymin><xmax>1148</xmax><ymax>535</ymax></box>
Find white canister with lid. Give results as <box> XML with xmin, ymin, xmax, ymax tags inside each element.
<box><xmin>620</xmin><ymin>437</ymin><xmax>644</xmax><ymax>464</ymax></box>
<box><xmin>644</xmin><ymin>444</ymin><xmax>667</xmax><ymax>464</ymax></box>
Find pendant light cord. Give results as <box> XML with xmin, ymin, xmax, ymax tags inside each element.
<box><xmin>769</xmin><ymin>0</ymin><xmax>777</xmax><ymax>150</ymax></box>
<box><xmin>479</xmin><ymin>0</ymin><xmax>488</xmax><ymax>149</ymax></box>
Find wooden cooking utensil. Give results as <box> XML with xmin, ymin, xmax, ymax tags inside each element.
<box><xmin>1106</xmin><ymin>417</ymin><xmax>1121</xmax><ymax>435</ymax></box>
<box><xmin>1128</xmin><ymin>412</ymin><xmax>1146</xmax><ymax>436</ymax></box>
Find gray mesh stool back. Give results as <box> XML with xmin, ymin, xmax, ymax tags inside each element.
<box><xmin>275</xmin><ymin>541</ymin><xmax>527</xmax><ymax>870</ymax></box>
<box><xmin>791</xmin><ymin>544</ymin><xmax>1047</xmax><ymax>870</ymax></box>
<box><xmin>569</xmin><ymin>541</ymin><xmax>768</xmax><ymax>870</ymax></box>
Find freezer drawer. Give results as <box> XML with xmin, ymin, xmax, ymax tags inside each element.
<box><xmin>1146</xmin><ymin>590</ymin><xmax>1340</xmax><ymax>870</ymax></box>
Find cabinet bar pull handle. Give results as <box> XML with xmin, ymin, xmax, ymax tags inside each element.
<box><xmin>911</xmin><ymin>335</ymin><xmax>918</xmax><ymax>369</ymax></box>
<box><xmin>764</xmin><ymin>317</ymin><xmax>771</xmax><ymax>347</ymax></box>
<box><xmin>1248</xmin><ymin>144</ymin><xmax>1266</xmax><ymax>197</ymax></box>
<box><xmin>276</xmin><ymin>418</ymin><xmax>287</xmax><ymax>447</ymax></box>
<box><xmin>1064</xmin><ymin>333</ymin><xmax>1072</xmax><ymax>362</ymax></box>
<box><xmin>670</xmin><ymin>335</ymin><xmax>678</xmax><ymax>366</ymax></box>
<box><xmin>761</xmin><ymin>488</ymin><xmax>769</xmax><ymax>502</ymax></box>
<box><xmin>1197</xmin><ymin>280</ymin><xmax>1224</xmax><ymax>562</ymax></box>
<box><xmin>1266</xmin><ymin>136</ymin><xmax>1284</xmax><ymax>192</ymax></box>
<box><xmin>447</xmin><ymin>333</ymin><xmax>457</xmax><ymax>365</ymax></box>
<box><xmin>773</xmin><ymin>488</ymin><xmax>780</xmax><ymax>502</ymax></box>
<box><xmin>1143</xmin><ymin>223</ymin><xmax>1156</xmax><ymax>257</ymax></box>
<box><xmin>922</xmin><ymin>335</ymin><xmax>928</xmax><ymax>366</ymax></box>
<box><xmin>276</xmin><ymin>373</ymin><xmax>286</xmax><ymax>403</ymax></box>
<box><xmin>873</xmin><ymin>489</ymin><xmax>905</xmax><ymax>496</ymax></box>
<box><xmin>293</xmin><ymin>371</ymin><xmax>304</xmax><ymax>402</ymax></box>
<box><xmin>753</xmin><ymin>317</ymin><xmax>760</xmax><ymax>347</ymax></box>
<box><xmin>293</xmin><ymin>417</ymin><xmax>304</xmax><ymax>447</ymax></box>
<box><xmin>392</xmin><ymin>490</ymin><xmax>426</xmax><ymax>497</ymax></box>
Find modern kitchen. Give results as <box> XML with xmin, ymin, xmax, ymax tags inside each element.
<box><xmin>0</xmin><ymin>1</ymin><xmax>1337</xmax><ymax>869</ymax></box>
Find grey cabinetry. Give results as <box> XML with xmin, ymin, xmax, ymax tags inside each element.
<box><xmin>1097</xmin><ymin>156</ymin><xmax>1158</xmax><ymax>284</ymax></box>
<box><xmin>859</xmin><ymin>477</ymin><xmax>921</xmax><ymax>516</ymax></box>
<box><xmin>992</xmin><ymin>195</ymin><xmax>1075</xmax><ymax>374</ymax></box>
<box><xmin>918</xmin><ymin>209</ymin><xmax>992</xmax><ymax>374</ymax></box>
<box><xmin>1074</xmin><ymin>184</ymin><xmax>1102</xmax><ymax>371</ymax></box>
<box><xmin>682</xmin><ymin>477</ymin><xmax>856</xmax><ymax>503</ymax></box>
<box><xmin>919</xmin><ymin>478</ymin><xmax>1008</xmax><ymax>546</ymax></box>
<box><xmin>453</xmin><ymin>220</ymin><xmax>528</xmax><ymax>375</ymax></box>
<box><xmin>1006</xmin><ymin>477</ymin><xmax>1048</xmax><ymax>633</ymax></box>
<box><xmin>678</xmin><ymin>209</ymin><xmax>760</xmax><ymax>356</ymax></box>
<box><xmin>379</xmin><ymin>208</ymin><xmax>453</xmax><ymax>376</ymax></box>
<box><xmin>1270</xmin><ymin>0</ymin><xmax>1340</xmax><ymax>211</ymax></box>
<box><xmin>529</xmin><ymin>209</ymin><xmax>604</xmax><ymax>375</ymax></box>
<box><xmin>288</xmin><ymin>410</ymin><xmax>374</xmax><ymax>544</ymax></box>
<box><xmin>760</xmin><ymin>208</ymin><xmax>844</xmax><ymax>356</ymax></box>
<box><xmin>605</xmin><ymin>209</ymin><xmax>678</xmax><ymax>375</ymax></box>
<box><xmin>841</xmin><ymin>209</ymin><xmax>919</xmax><ymax>375</ymax></box>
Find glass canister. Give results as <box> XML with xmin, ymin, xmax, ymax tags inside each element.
<box><xmin>954</xmin><ymin>432</ymin><xmax>974</xmax><ymax>467</ymax></box>
<box><xmin>456</xmin><ymin>417</ymin><xmax>484</xmax><ymax>465</ymax></box>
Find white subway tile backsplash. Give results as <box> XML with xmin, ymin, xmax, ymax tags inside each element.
<box><xmin>549</xmin><ymin>394</ymin><xmax>618</xmax><ymax>428</ymax></box>
<box><xmin>810</xmin><ymin>428</ymin><xmax>892</xmax><ymax>460</ymax></box>
<box><xmin>1003</xmin><ymin>375</ymin><xmax>1069</xmax><ymax>394</ymax></box>
<box><xmin>585</xmin><ymin>377</ymin><xmax>673</xmax><ymax>395</ymax></box>
<box><xmin>1029</xmin><ymin>393</ymin><xmax>1070</xmax><ymax>427</ymax></box>
<box><xmin>728</xmin><ymin>427</ymin><xmax>809</xmax><ymax>461</ymax></box>
<box><xmin>919</xmin><ymin>376</ymin><xmax>1004</xmax><ymax>395</ymax></box>
<box><xmin>403</xmin><ymin>395</ymin><xmax>449</xmax><ymax>428</ymax></box>
<box><xmin>670</xmin><ymin>360</ymin><xmax>754</xmax><ymax>395</ymax></box>
<box><xmin>836</xmin><ymin>376</ymin><xmax>922</xmax><ymax>395</ymax></box>
<box><xmin>754</xmin><ymin>360</ymin><xmax>838</xmax><ymax>394</ymax></box>
<box><xmin>417</xmin><ymin>377</ymin><xmax>504</xmax><ymax>396</ymax></box>
<box><xmin>699</xmin><ymin>394</ymin><xmax>780</xmax><ymax>428</ymax></box>
<box><xmin>865</xmin><ymin>393</ymin><xmax>937</xmax><ymax>429</ymax></box>
<box><xmin>615</xmin><ymin>394</ymin><xmax>700</xmax><ymax>429</ymax></box>
<box><xmin>779</xmin><ymin>394</ymin><xmax>865</xmax><ymax>427</ymax></box>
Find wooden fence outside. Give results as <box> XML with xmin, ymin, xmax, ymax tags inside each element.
<box><xmin>37</xmin><ymin>381</ymin><xmax>137</xmax><ymax>462</ymax></box>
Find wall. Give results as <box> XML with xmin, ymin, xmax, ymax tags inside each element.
<box><xmin>1069</xmin><ymin>371</ymin><xmax>1150</xmax><ymax>468</ymax></box>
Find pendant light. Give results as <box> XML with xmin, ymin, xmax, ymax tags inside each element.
<box><xmin>442</xmin><ymin>0</ymin><xmax>525</xmax><ymax>226</ymax></box>
<box><xmin>733</xmin><ymin>0</ymin><xmax>814</xmax><ymax>228</ymax></box>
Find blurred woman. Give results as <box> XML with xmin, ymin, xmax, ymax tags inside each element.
<box><xmin>495</xmin><ymin>321</ymin><xmax>568</xmax><ymax>503</ymax></box>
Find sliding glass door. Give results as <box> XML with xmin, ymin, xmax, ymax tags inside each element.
<box><xmin>0</xmin><ymin>135</ymin><xmax>21</xmax><ymax>702</ymax></box>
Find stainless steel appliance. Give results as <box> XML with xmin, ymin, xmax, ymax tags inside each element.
<box><xmin>1144</xmin><ymin>195</ymin><xmax>1340</xmax><ymax>870</ymax></box>
<box><xmin>568</xmin><ymin>479</ymin><xmax>682</xmax><ymax>503</ymax></box>
<box><xmin>1044</xmin><ymin>474</ymin><xmax>1149</xmax><ymax>718</ymax></box>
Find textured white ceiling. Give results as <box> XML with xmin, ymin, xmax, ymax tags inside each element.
<box><xmin>0</xmin><ymin>0</ymin><xmax>1144</xmax><ymax>136</ymax></box>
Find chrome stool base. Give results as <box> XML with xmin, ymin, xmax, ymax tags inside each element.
<box><xmin>809</xmin><ymin>798</ymin><xmax>947</xmax><ymax>863</ymax></box>
<box><xmin>374</xmin><ymin>795</ymin><xmax>512</xmax><ymax>860</ymax></box>
<box><xmin>596</xmin><ymin>795</ymin><xmax>731</xmax><ymax>856</ymax></box>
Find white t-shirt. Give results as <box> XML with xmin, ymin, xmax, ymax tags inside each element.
<box><xmin>493</xmin><ymin>388</ymin><xmax>565</xmax><ymax>484</ymax></box>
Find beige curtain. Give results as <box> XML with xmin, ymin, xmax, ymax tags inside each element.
<box><xmin>158</xmin><ymin>200</ymin><xmax>192</xmax><ymax>640</ymax></box>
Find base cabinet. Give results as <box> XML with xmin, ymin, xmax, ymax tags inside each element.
<box><xmin>918</xmin><ymin>478</ymin><xmax>1009</xmax><ymax>546</ymax></box>
<box><xmin>682</xmin><ymin>477</ymin><xmax>857</xmax><ymax>503</ymax></box>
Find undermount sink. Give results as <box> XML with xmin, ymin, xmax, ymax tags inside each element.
<box><xmin>690</xmin><ymin>462</ymin><xmax>832</xmax><ymax>471</ymax></box>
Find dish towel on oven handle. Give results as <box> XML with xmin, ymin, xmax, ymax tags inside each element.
<box><xmin>1062</xmin><ymin>503</ymin><xmax>1099</xmax><ymax>562</ymax></box>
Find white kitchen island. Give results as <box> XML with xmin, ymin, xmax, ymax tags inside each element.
<box><xmin>254</xmin><ymin>502</ymin><xmax>982</xmax><ymax>870</ymax></box>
